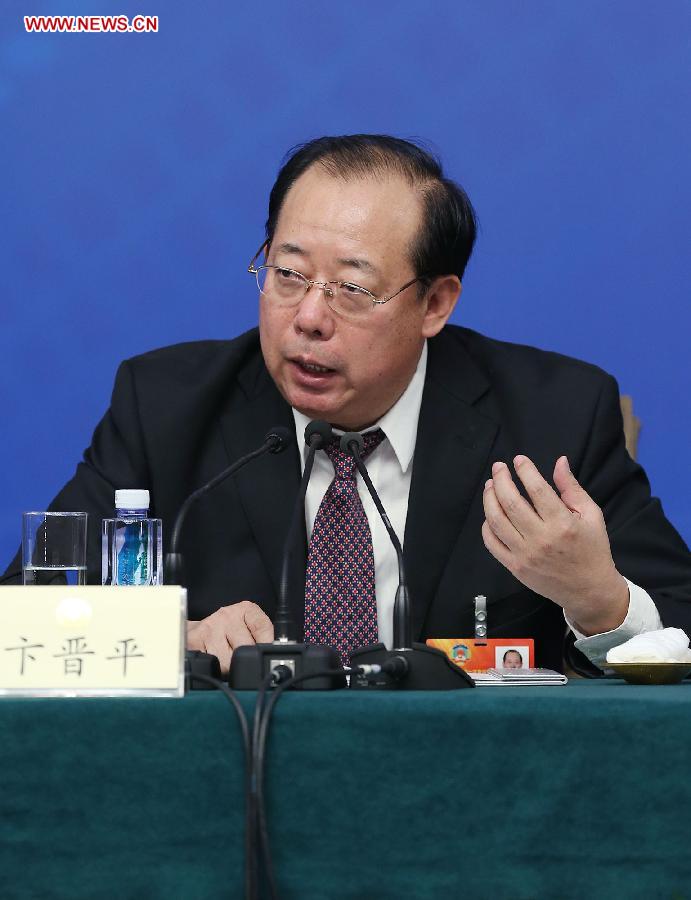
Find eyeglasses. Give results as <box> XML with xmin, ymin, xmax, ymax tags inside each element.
<box><xmin>247</xmin><ymin>241</ymin><xmax>426</xmax><ymax>319</ymax></box>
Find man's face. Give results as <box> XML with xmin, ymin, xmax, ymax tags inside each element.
<box><xmin>503</xmin><ymin>651</ymin><xmax>523</xmax><ymax>669</ymax></box>
<box><xmin>259</xmin><ymin>166</ymin><xmax>453</xmax><ymax>430</ymax></box>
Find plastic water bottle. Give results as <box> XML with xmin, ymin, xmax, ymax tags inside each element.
<box><xmin>102</xmin><ymin>489</ymin><xmax>162</xmax><ymax>586</ymax></box>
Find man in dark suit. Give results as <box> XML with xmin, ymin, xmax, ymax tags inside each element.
<box><xmin>3</xmin><ymin>135</ymin><xmax>690</xmax><ymax>672</ymax></box>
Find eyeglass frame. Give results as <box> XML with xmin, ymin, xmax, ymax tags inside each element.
<box><xmin>247</xmin><ymin>240</ymin><xmax>429</xmax><ymax>310</ymax></box>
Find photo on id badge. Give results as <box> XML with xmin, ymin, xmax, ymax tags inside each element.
<box><xmin>496</xmin><ymin>646</ymin><xmax>529</xmax><ymax>669</ymax></box>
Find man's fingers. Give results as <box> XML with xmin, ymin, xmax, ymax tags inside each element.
<box><xmin>490</xmin><ymin>461</ymin><xmax>541</xmax><ymax>536</ymax></box>
<box><xmin>481</xmin><ymin>519</ymin><xmax>513</xmax><ymax>568</ymax></box>
<box><xmin>552</xmin><ymin>455</ymin><xmax>590</xmax><ymax>514</ymax></box>
<box><xmin>244</xmin><ymin>604</ymin><xmax>274</xmax><ymax>644</ymax></box>
<box><xmin>512</xmin><ymin>455</ymin><xmax>565</xmax><ymax>520</ymax></box>
<box><xmin>483</xmin><ymin>478</ymin><xmax>523</xmax><ymax>551</ymax></box>
<box><xmin>224</xmin><ymin>614</ymin><xmax>256</xmax><ymax>650</ymax></box>
<box><xmin>202</xmin><ymin>632</ymin><xmax>233</xmax><ymax>674</ymax></box>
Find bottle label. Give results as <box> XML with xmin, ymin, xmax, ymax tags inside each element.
<box><xmin>115</xmin><ymin>523</ymin><xmax>150</xmax><ymax>586</ymax></box>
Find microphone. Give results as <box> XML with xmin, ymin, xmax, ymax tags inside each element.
<box><xmin>275</xmin><ymin>419</ymin><xmax>334</xmax><ymax>641</ymax></box>
<box><xmin>229</xmin><ymin>419</ymin><xmax>346</xmax><ymax>691</ymax></box>
<box><xmin>164</xmin><ymin>426</ymin><xmax>292</xmax><ymax>586</ymax></box>
<box><xmin>340</xmin><ymin>432</ymin><xmax>473</xmax><ymax>691</ymax></box>
<box><xmin>339</xmin><ymin>431</ymin><xmax>411</xmax><ymax>648</ymax></box>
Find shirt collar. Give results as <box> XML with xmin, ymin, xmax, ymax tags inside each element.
<box><xmin>292</xmin><ymin>340</ymin><xmax>427</xmax><ymax>475</ymax></box>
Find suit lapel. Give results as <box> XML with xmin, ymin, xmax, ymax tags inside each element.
<box><xmin>218</xmin><ymin>352</ymin><xmax>306</xmax><ymax>631</ymax></box>
<box><xmin>404</xmin><ymin>330</ymin><xmax>499</xmax><ymax>639</ymax></box>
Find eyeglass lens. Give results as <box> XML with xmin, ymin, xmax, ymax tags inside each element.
<box><xmin>256</xmin><ymin>267</ymin><xmax>374</xmax><ymax>317</ymax></box>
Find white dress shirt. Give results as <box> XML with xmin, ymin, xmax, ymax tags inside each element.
<box><xmin>292</xmin><ymin>341</ymin><xmax>662</xmax><ymax>667</ymax></box>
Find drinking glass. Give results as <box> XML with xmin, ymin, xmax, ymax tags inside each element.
<box><xmin>22</xmin><ymin>511</ymin><xmax>88</xmax><ymax>586</ymax></box>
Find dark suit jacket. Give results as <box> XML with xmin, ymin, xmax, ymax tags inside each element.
<box><xmin>4</xmin><ymin>326</ymin><xmax>690</xmax><ymax>670</ymax></box>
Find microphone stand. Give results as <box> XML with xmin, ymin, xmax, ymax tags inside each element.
<box><xmin>341</xmin><ymin>432</ymin><xmax>473</xmax><ymax>690</ymax></box>
<box><xmin>164</xmin><ymin>427</ymin><xmax>293</xmax><ymax>587</ymax></box>
<box><xmin>228</xmin><ymin>420</ymin><xmax>346</xmax><ymax>691</ymax></box>
<box><xmin>165</xmin><ymin>426</ymin><xmax>293</xmax><ymax>692</ymax></box>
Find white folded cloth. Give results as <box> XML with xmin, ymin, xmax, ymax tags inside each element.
<box><xmin>606</xmin><ymin>627</ymin><xmax>691</xmax><ymax>664</ymax></box>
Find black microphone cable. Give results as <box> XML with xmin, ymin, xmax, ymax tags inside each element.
<box><xmin>187</xmin><ymin>661</ymin><xmax>413</xmax><ymax>900</ymax></box>
<box><xmin>0</xmin><ymin>569</ymin><xmax>22</xmax><ymax>584</ymax></box>
<box><xmin>184</xmin><ymin>672</ymin><xmax>250</xmax><ymax>757</ymax></box>
<box><xmin>183</xmin><ymin>669</ymin><xmax>254</xmax><ymax>899</ymax></box>
<box><xmin>252</xmin><ymin>666</ymin><xmax>355</xmax><ymax>900</ymax></box>
<box><xmin>251</xmin><ymin>657</ymin><xmax>414</xmax><ymax>898</ymax></box>
<box><xmin>249</xmin><ymin>667</ymin><xmax>292</xmax><ymax>900</ymax></box>
<box><xmin>250</xmin><ymin>674</ymin><xmax>272</xmax><ymax>898</ymax></box>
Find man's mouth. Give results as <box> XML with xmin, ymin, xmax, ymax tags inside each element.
<box><xmin>290</xmin><ymin>357</ymin><xmax>337</xmax><ymax>375</ymax></box>
<box><xmin>300</xmin><ymin>362</ymin><xmax>334</xmax><ymax>373</ymax></box>
<box><xmin>288</xmin><ymin>356</ymin><xmax>339</xmax><ymax>387</ymax></box>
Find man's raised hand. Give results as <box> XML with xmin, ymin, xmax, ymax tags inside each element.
<box><xmin>481</xmin><ymin>454</ymin><xmax>629</xmax><ymax>635</ymax></box>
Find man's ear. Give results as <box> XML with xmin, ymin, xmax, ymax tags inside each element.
<box><xmin>421</xmin><ymin>275</ymin><xmax>461</xmax><ymax>338</ymax></box>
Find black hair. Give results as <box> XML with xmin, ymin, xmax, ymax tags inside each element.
<box><xmin>265</xmin><ymin>134</ymin><xmax>477</xmax><ymax>286</ymax></box>
<box><xmin>503</xmin><ymin>649</ymin><xmax>523</xmax><ymax>664</ymax></box>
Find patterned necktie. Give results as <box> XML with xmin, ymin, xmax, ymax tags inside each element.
<box><xmin>304</xmin><ymin>429</ymin><xmax>386</xmax><ymax>667</ymax></box>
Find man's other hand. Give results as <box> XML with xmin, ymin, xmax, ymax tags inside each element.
<box><xmin>186</xmin><ymin>601</ymin><xmax>274</xmax><ymax>674</ymax></box>
<box><xmin>481</xmin><ymin>455</ymin><xmax>630</xmax><ymax>635</ymax></box>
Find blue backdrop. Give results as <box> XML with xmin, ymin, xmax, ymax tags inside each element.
<box><xmin>1</xmin><ymin>0</ymin><xmax>689</xmax><ymax>567</ymax></box>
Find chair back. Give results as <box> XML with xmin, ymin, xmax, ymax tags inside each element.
<box><xmin>619</xmin><ymin>394</ymin><xmax>641</xmax><ymax>460</ymax></box>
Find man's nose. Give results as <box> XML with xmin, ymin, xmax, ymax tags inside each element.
<box><xmin>293</xmin><ymin>283</ymin><xmax>336</xmax><ymax>338</ymax></box>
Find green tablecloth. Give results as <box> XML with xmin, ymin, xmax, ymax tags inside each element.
<box><xmin>1</xmin><ymin>681</ymin><xmax>690</xmax><ymax>900</ymax></box>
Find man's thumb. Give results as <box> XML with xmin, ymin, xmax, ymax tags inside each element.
<box><xmin>553</xmin><ymin>456</ymin><xmax>587</xmax><ymax>512</ymax></box>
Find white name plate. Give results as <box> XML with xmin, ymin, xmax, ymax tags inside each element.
<box><xmin>0</xmin><ymin>586</ymin><xmax>186</xmax><ymax>697</ymax></box>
